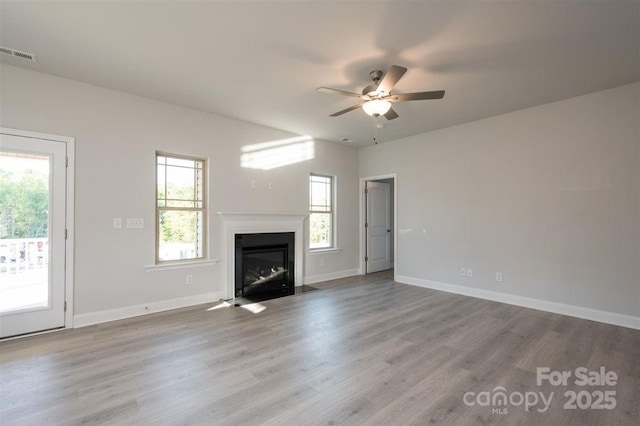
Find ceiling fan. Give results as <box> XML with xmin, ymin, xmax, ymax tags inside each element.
<box><xmin>317</xmin><ymin>65</ymin><xmax>445</xmax><ymax>120</ymax></box>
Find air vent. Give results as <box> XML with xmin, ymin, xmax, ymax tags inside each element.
<box><xmin>0</xmin><ymin>46</ymin><xmax>36</xmax><ymax>62</ymax></box>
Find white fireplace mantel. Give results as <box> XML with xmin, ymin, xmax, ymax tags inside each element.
<box><xmin>217</xmin><ymin>212</ymin><xmax>308</xmax><ymax>301</ymax></box>
<box><xmin>218</xmin><ymin>212</ymin><xmax>308</xmax><ymax>223</ymax></box>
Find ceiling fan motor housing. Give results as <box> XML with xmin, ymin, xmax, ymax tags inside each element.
<box><xmin>362</xmin><ymin>84</ymin><xmax>379</xmax><ymax>96</ymax></box>
<box><xmin>363</xmin><ymin>70</ymin><xmax>384</xmax><ymax>96</ymax></box>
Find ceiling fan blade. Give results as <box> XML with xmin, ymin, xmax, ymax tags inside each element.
<box><xmin>384</xmin><ymin>107</ymin><xmax>399</xmax><ymax>120</ymax></box>
<box><xmin>317</xmin><ymin>87</ymin><xmax>364</xmax><ymax>98</ymax></box>
<box><xmin>375</xmin><ymin>65</ymin><xmax>407</xmax><ymax>95</ymax></box>
<box><xmin>390</xmin><ymin>90</ymin><xmax>445</xmax><ymax>102</ymax></box>
<box><xmin>329</xmin><ymin>103</ymin><xmax>363</xmax><ymax>117</ymax></box>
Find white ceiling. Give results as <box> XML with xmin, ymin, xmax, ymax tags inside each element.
<box><xmin>1</xmin><ymin>1</ymin><xmax>638</xmax><ymax>146</ymax></box>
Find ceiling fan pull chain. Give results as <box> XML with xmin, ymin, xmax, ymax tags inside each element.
<box><xmin>373</xmin><ymin>115</ymin><xmax>378</xmax><ymax>145</ymax></box>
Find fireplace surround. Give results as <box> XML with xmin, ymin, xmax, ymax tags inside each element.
<box><xmin>218</xmin><ymin>212</ymin><xmax>307</xmax><ymax>303</ymax></box>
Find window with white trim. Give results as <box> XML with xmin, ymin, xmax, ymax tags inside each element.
<box><xmin>156</xmin><ymin>152</ymin><xmax>206</xmax><ymax>263</ymax></box>
<box><xmin>309</xmin><ymin>174</ymin><xmax>334</xmax><ymax>249</ymax></box>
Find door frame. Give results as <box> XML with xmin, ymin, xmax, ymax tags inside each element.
<box><xmin>1</xmin><ymin>127</ymin><xmax>75</xmax><ymax>330</ymax></box>
<box><xmin>359</xmin><ymin>173</ymin><xmax>397</xmax><ymax>280</ymax></box>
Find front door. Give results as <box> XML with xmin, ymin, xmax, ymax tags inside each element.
<box><xmin>0</xmin><ymin>133</ymin><xmax>67</xmax><ymax>338</ymax></box>
<box><xmin>366</xmin><ymin>181</ymin><xmax>391</xmax><ymax>273</ymax></box>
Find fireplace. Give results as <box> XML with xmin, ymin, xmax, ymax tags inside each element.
<box><xmin>218</xmin><ymin>212</ymin><xmax>306</xmax><ymax>301</ymax></box>
<box><xmin>235</xmin><ymin>232</ymin><xmax>295</xmax><ymax>299</ymax></box>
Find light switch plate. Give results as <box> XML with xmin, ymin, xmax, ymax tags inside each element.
<box><xmin>113</xmin><ymin>218</ymin><xmax>122</xmax><ymax>229</ymax></box>
<box><xmin>126</xmin><ymin>218</ymin><xmax>144</xmax><ymax>229</ymax></box>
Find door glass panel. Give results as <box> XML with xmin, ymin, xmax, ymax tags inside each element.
<box><xmin>0</xmin><ymin>152</ymin><xmax>50</xmax><ymax>313</ymax></box>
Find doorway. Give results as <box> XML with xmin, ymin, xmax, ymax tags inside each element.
<box><xmin>360</xmin><ymin>174</ymin><xmax>396</xmax><ymax>277</ymax></box>
<box><xmin>0</xmin><ymin>129</ymin><xmax>74</xmax><ymax>339</ymax></box>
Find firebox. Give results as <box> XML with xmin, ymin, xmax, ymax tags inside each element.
<box><xmin>235</xmin><ymin>232</ymin><xmax>295</xmax><ymax>300</ymax></box>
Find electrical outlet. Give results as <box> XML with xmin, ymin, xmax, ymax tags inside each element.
<box><xmin>251</xmin><ymin>179</ymin><xmax>258</xmax><ymax>189</ymax></box>
<box><xmin>467</xmin><ymin>268</ymin><xmax>473</xmax><ymax>277</ymax></box>
<box><xmin>113</xmin><ymin>217</ymin><xmax>122</xmax><ymax>229</ymax></box>
<box><xmin>186</xmin><ymin>274</ymin><xmax>194</xmax><ymax>285</ymax></box>
<box><xmin>496</xmin><ymin>272</ymin><xmax>503</xmax><ymax>282</ymax></box>
<box><xmin>461</xmin><ymin>268</ymin><xmax>467</xmax><ymax>276</ymax></box>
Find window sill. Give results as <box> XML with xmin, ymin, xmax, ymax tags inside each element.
<box><xmin>145</xmin><ymin>259</ymin><xmax>220</xmax><ymax>272</ymax></box>
<box><xmin>307</xmin><ymin>247</ymin><xmax>343</xmax><ymax>255</ymax></box>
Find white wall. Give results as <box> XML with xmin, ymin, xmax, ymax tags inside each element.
<box><xmin>360</xmin><ymin>83</ymin><xmax>640</xmax><ymax>323</ymax></box>
<box><xmin>3</xmin><ymin>63</ymin><xmax>637</xmax><ymax>328</ymax></box>
<box><xmin>0</xmin><ymin>64</ymin><xmax>360</xmax><ymax>320</ymax></box>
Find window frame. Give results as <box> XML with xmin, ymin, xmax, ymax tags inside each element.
<box><xmin>155</xmin><ymin>151</ymin><xmax>207</xmax><ymax>264</ymax></box>
<box><xmin>309</xmin><ymin>173</ymin><xmax>336</xmax><ymax>250</ymax></box>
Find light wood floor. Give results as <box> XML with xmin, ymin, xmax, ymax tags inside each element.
<box><xmin>1</xmin><ymin>271</ymin><xmax>639</xmax><ymax>425</ymax></box>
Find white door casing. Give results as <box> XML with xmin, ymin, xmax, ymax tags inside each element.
<box><xmin>366</xmin><ymin>181</ymin><xmax>391</xmax><ymax>273</ymax></box>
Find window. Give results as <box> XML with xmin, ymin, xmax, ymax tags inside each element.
<box><xmin>309</xmin><ymin>174</ymin><xmax>334</xmax><ymax>249</ymax></box>
<box><xmin>156</xmin><ymin>152</ymin><xmax>206</xmax><ymax>263</ymax></box>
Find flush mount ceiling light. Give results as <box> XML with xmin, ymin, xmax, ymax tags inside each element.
<box><xmin>362</xmin><ymin>99</ymin><xmax>391</xmax><ymax>117</ymax></box>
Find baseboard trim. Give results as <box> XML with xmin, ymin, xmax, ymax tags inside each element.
<box><xmin>304</xmin><ymin>268</ymin><xmax>360</xmax><ymax>285</ymax></box>
<box><xmin>73</xmin><ymin>292</ymin><xmax>225</xmax><ymax>328</ymax></box>
<box><xmin>395</xmin><ymin>275</ymin><xmax>640</xmax><ymax>330</ymax></box>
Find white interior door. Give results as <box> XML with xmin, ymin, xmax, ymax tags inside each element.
<box><xmin>366</xmin><ymin>181</ymin><xmax>391</xmax><ymax>273</ymax></box>
<box><xmin>0</xmin><ymin>133</ymin><xmax>67</xmax><ymax>338</ymax></box>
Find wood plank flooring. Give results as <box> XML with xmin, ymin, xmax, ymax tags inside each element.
<box><xmin>1</xmin><ymin>271</ymin><xmax>639</xmax><ymax>425</ymax></box>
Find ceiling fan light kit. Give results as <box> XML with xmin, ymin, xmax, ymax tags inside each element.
<box><xmin>362</xmin><ymin>99</ymin><xmax>391</xmax><ymax>117</ymax></box>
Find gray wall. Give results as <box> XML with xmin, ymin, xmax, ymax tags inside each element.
<box><xmin>0</xmin><ymin>64</ymin><xmax>360</xmax><ymax>316</ymax></box>
<box><xmin>360</xmin><ymin>83</ymin><xmax>640</xmax><ymax>318</ymax></box>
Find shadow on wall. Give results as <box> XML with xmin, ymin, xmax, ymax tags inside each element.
<box><xmin>241</xmin><ymin>135</ymin><xmax>315</xmax><ymax>170</ymax></box>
